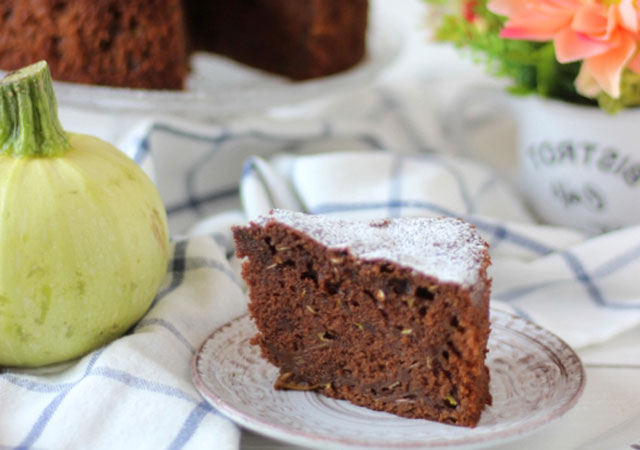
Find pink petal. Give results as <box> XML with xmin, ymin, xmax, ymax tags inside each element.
<box><xmin>488</xmin><ymin>0</ymin><xmax>573</xmax><ymax>17</ymax></box>
<box><xmin>554</xmin><ymin>28</ymin><xmax>613</xmax><ymax>63</ymax></box>
<box><xmin>500</xmin><ymin>12</ymin><xmax>577</xmax><ymax>40</ymax></box>
<box><xmin>500</xmin><ymin>26</ymin><xmax>556</xmax><ymax>41</ymax></box>
<box><xmin>489</xmin><ymin>0</ymin><xmax>579</xmax><ymax>24</ymax></box>
<box><xmin>571</xmin><ymin>4</ymin><xmax>608</xmax><ymax>37</ymax></box>
<box><xmin>584</xmin><ymin>31</ymin><xmax>636</xmax><ymax>98</ymax></box>
<box><xmin>617</xmin><ymin>0</ymin><xmax>639</xmax><ymax>33</ymax></box>
<box><xmin>525</xmin><ymin>0</ymin><xmax>582</xmax><ymax>16</ymax></box>
<box><xmin>606</xmin><ymin>5</ymin><xmax>619</xmax><ymax>40</ymax></box>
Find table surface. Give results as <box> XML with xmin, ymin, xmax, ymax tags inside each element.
<box><xmin>234</xmin><ymin>1</ymin><xmax>640</xmax><ymax>449</ymax></box>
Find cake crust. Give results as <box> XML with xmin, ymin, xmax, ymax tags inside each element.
<box><xmin>233</xmin><ymin>210</ymin><xmax>492</xmax><ymax>427</ymax></box>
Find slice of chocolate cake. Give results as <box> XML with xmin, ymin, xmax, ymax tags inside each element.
<box><xmin>233</xmin><ymin>210</ymin><xmax>492</xmax><ymax>427</ymax></box>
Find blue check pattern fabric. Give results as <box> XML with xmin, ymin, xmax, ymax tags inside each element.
<box><xmin>2</xmin><ymin>83</ymin><xmax>639</xmax><ymax>448</ymax></box>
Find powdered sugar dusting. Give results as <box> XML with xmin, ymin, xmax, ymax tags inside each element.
<box><xmin>256</xmin><ymin>210</ymin><xmax>488</xmax><ymax>286</ymax></box>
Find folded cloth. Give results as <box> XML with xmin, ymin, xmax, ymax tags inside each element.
<box><xmin>3</xmin><ymin>82</ymin><xmax>640</xmax><ymax>449</ymax></box>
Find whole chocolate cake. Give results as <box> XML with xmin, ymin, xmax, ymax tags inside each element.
<box><xmin>185</xmin><ymin>0</ymin><xmax>368</xmax><ymax>81</ymax></box>
<box><xmin>233</xmin><ymin>210</ymin><xmax>492</xmax><ymax>427</ymax></box>
<box><xmin>0</xmin><ymin>0</ymin><xmax>368</xmax><ymax>89</ymax></box>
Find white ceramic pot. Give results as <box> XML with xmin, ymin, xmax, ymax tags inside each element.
<box><xmin>513</xmin><ymin>95</ymin><xmax>640</xmax><ymax>233</ymax></box>
<box><xmin>450</xmin><ymin>90</ymin><xmax>640</xmax><ymax>233</ymax></box>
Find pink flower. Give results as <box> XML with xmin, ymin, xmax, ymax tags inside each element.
<box><xmin>464</xmin><ymin>0</ymin><xmax>479</xmax><ymax>22</ymax></box>
<box><xmin>488</xmin><ymin>0</ymin><xmax>640</xmax><ymax>98</ymax></box>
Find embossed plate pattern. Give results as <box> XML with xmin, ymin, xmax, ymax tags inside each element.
<box><xmin>192</xmin><ymin>310</ymin><xmax>585</xmax><ymax>449</ymax></box>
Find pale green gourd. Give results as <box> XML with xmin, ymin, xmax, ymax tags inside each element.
<box><xmin>0</xmin><ymin>61</ymin><xmax>170</xmax><ymax>367</ymax></box>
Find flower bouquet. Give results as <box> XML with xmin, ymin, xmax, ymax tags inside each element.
<box><xmin>427</xmin><ymin>0</ymin><xmax>640</xmax><ymax>114</ymax></box>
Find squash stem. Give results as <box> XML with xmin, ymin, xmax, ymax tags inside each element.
<box><xmin>0</xmin><ymin>61</ymin><xmax>71</xmax><ymax>158</ymax></box>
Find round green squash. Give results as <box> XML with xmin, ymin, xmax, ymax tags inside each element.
<box><xmin>0</xmin><ymin>62</ymin><xmax>170</xmax><ymax>367</ymax></box>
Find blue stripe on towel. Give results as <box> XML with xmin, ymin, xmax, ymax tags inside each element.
<box><xmin>16</xmin><ymin>391</ymin><xmax>68</xmax><ymax>450</ymax></box>
<box><xmin>150</xmin><ymin>123</ymin><xmax>232</xmax><ymax>144</ymax></box>
<box><xmin>90</xmin><ymin>367</ymin><xmax>200</xmax><ymax>403</ymax></box>
<box><xmin>167</xmin><ymin>402</ymin><xmax>213</xmax><ymax>450</ymax></box>
<box><xmin>132</xmin><ymin>136</ymin><xmax>150</xmax><ymax>165</ymax></box>
<box><xmin>496</xmin><ymin>247</ymin><xmax>640</xmax><ymax>309</ymax></box>
<box><xmin>16</xmin><ymin>350</ymin><xmax>104</xmax><ymax>449</ymax></box>
<box><xmin>561</xmin><ymin>250</ymin><xmax>606</xmax><ymax>307</ymax></box>
<box><xmin>0</xmin><ymin>375</ymin><xmax>72</xmax><ymax>394</ymax></box>
<box><xmin>468</xmin><ymin>217</ymin><xmax>554</xmax><ymax>255</ymax></box>
<box><xmin>134</xmin><ymin>318</ymin><xmax>195</xmax><ymax>354</ymax></box>
<box><xmin>592</xmin><ymin>242</ymin><xmax>640</xmax><ymax>278</ymax></box>
<box><xmin>152</xmin><ymin>241</ymin><xmax>189</xmax><ymax>307</ymax></box>
<box><xmin>148</xmin><ymin>120</ymin><xmax>383</xmax><ymax>150</ymax></box>
<box><xmin>561</xmin><ymin>250</ymin><xmax>640</xmax><ymax>309</ymax></box>
<box><xmin>495</xmin><ymin>281</ymin><xmax>558</xmax><ymax>302</ymax></box>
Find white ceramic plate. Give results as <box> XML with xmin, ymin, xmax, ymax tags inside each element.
<box><xmin>0</xmin><ymin>0</ymin><xmax>404</xmax><ymax>120</ymax></box>
<box><xmin>192</xmin><ymin>310</ymin><xmax>585</xmax><ymax>450</ymax></box>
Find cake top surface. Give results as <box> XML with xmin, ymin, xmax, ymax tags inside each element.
<box><xmin>255</xmin><ymin>209</ymin><xmax>489</xmax><ymax>286</ymax></box>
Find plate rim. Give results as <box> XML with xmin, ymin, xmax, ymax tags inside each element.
<box><xmin>191</xmin><ymin>309</ymin><xmax>586</xmax><ymax>450</ymax></box>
